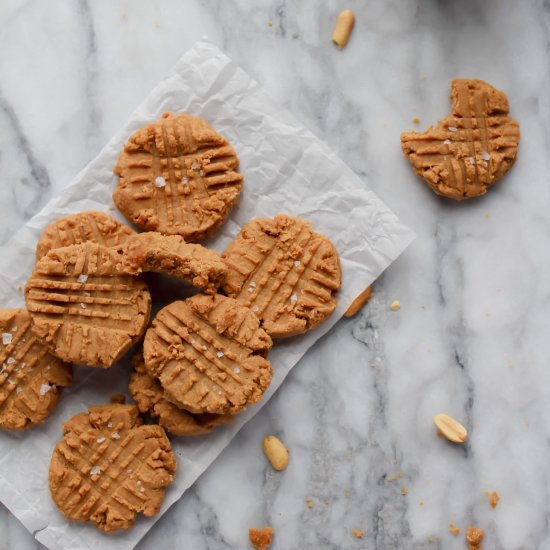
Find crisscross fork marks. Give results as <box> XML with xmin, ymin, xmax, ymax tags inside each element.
<box><xmin>222</xmin><ymin>215</ymin><xmax>341</xmax><ymax>337</ymax></box>
<box><xmin>50</xmin><ymin>405</ymin><xmax>175</xmax><ymax>532</ymax></box>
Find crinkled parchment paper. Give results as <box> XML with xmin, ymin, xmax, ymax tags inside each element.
<box><xmin>0</xmin><ymin>39</ymin><xmax>414</xmax><ymax>550</ymax></box>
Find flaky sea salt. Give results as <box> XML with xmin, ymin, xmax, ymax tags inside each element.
<box><xmin>469</xmin><ymin>157</ymin><xmax>475</xmax><ymax>165</ymax></box>
<box><xmin>80</xmin><ymin>303</ymin><xmax>87</xmax><ymax>309</ymax></box>
<box><xmin>39</xmin><ymin>384</ymin><xmax>51</xmax><ymax>395</ymax></box>
<box><xmin>16</xmin><ymin>387</ymin><xmax>22</xmax><ymax>394</ymax></box>
<box><xmin>97</xmin><ymin>437</ymin><xmax>106</xmax><ymax>443</ymax></box>
<box><xmin>216</xmin><ymin>351</ymin><xmax>224</xmax><ymax>358</ymax></box>
<box><xmin>251</xmin><ymin>305</ymin><xmax>259</xmax><ymax>312</ymax></box>
<box><xmin>78</xmin><ymin>274</ymin><xmax>88</xmax><ymax>283</ymax></box>
<box><xmin>294</xmin><ymin>260</ymin><xmax>301</xmax><ymax>267</ymax></box>
<box><xmin>202</xmin><ymin>345</ymin><xmax>208</xmax><ymax>350</ymax></box>
<box><xmin>448</xmin><ymin>126</ymin><xmax>457</xmax><ymax>132</ymax></box>
<box><xmin>481</xmin><ymin>151</ymin><xmax>490</xmax><ymax>161</ymax></box>
<box><xmin>181</xmin><ymin>177</ymin><xmax>189</xmax><ymax>184</ymax></box>
<box><xmin>191</xmin><ymin>338</ymin><xmax>196</xmax><ymax>345</ymax></box>
<box><xmin>7</xmin><ymin>357</ymin><xmax>15</xmax><ymax>365</ymax></box>
<box><xmin>199</xmin><ymin>170</ymin><xmax>204</xmax><ymax>176</ymax></box>
<box><xmin>107</xmin><ymin>422</ymin><xmax>113</xmax><ymax>428</ymax></box>
<box><xmin>11</xmin><ymin>326</ymin><xmax>17</xmax><ymax>332</ymax></box>
<box><xmin>483</xmin><ymin>161</ymin><xmax>488</xmax><ymax>168</ymax></box>
<box><xmin>112</xmin><ymin>432</ymin><xmax>121</xmax><ymax>440</ymax></box>
<box><xmin>234</xmin><ymin>367</ymin><xmax>241</xmax><ymax>374</ymax></box>
<box><xmin>443</xmin><ymin>139</ymin><xmax>451</xmax><ymax>145</ymax></box>
<box><xmin>250</xmin><ymin>281</ymin><xmax>257</xmax><ymax>288</ymax></box>
<box><xmin>90</xmin><ymin>466</ymin><xmax>101</xmax><ymax>476</ymax></box>
<box><xmin>2</xmin><ymin>333</ymin><xmax>12</xmax><ymax>345</ymax></box>
<box><xmin>154</xmin><ymin>176</ymin><xmax>166</xmax><ymax>188</ymax></box>
<box><xmin>290</xmin><ymin>293</ymin><xmax>298</xmax><ymax>302</ymax></box>
<box><xmin>192</xmin><ymin>160</ymin><xmax>198</xmax><ymax>169</ymax></box>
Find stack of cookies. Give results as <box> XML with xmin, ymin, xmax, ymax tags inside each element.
<box><xmin>0</xmin><ymin>112</ymin><xmax>342</xmax><ymax>532</ymax></box>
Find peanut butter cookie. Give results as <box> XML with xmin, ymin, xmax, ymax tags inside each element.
<box><xmin>25</xmin><ymin>242</ymin><xmax>151</xmax><ymax>368</ymax></box>
<box><xmin>222</xmin><ymin>215</ymin><xmax>341</xmax><ymax>338</ymax></box>
<box><xmin>143</xmin><ymin>294</ymin><xmax>272</xmax><ymax>415</ymax></box>
<box><xmin>401</xmin><ymin>79</ymin><xmax>520</xmax><ymax>200</ymax></box>
<box><xmin>120</xmin><ymin>231</ymin><xmax>227</xmax><ymax>294</ymax></box>
<box><xmin>129</xmin><ymin>351</ymin><xmax>232</xmax><ymax>436</ymax></box>
<box><xmin>113</xmin><ymin>112</ymin><xmax>243</xmax><ymax>241</ymax></box>
<box><xmin>0</xmin><ymin>308</ymin><xmax>72</xmax><ymax>431</ymax></box>
<box><xmin>49</xmin><ymin>404</ymin><xmax>176</xmax><ymax>532</ymax></box>
<box><xmin>36</xmin><ymin>211</ymin><xmax>135</xmax><ymax>260</ymax></box>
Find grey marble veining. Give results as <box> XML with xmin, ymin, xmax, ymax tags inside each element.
<box><xmin>2</xmin><ymin>0</ymin><xmax>550</xmax><ymax>548</ymax></box>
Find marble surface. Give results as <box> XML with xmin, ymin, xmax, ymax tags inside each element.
<box><xmin>0</xmin><ymin>0</ymin><xmax>548</xmax><ymax>549</ymax></box>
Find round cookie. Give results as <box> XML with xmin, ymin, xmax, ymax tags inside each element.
<box><xmin>0</xmin><ymin>308</ymin><xmax>72</xmax><ymax>431</ymax></box>
<box><xmin>120</xmin><ymin>231</ymin><xmax>227</xmax><ymax>294</ymax></box>
<box><xmin>129</xmin><ymin>351</ymin><xmax>232</xmax><ymax>436</ymax></box>
<box><xmin>36</xmin><ymin>211</ymin><xmax>135</xmax><ymax>260</ymax></box>
<box><xmin>49</xmin><ymin>404</ymin><xmax>176</xmax><ymax>532</ymax></box>
<box><xmin>143</xmin><ymin>294</ymin><xmax>273</xmax><ymax>415</ymax></box>
<box><xmin>113</xmin><ymin>112</ymin><xmax>243</xmax><ymax>241</ymax></box>
<box><xmin>401</xmin><ymin>78</ymin><xmax>520</xmax><ymax>200</ymax></box>
<box><xmin>222</xmin><ymin>214</ymin><xmax>342</xmax><ymax>338</ymax></box>
<box><xmin>25</xmin><ymin>242</ymin><xmax>151</xmax><ymax>368</ymax></box>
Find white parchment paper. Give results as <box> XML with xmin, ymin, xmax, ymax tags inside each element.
<box><xmin>0</xmin><ymin>39</ymin><xmax>414</xmax><ymax>550</ymax></box>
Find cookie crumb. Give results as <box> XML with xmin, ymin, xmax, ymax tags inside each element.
<box><xmin>386</xmin><ymin>471</ymin><xmax>402</xmax><ymax>482</ymax></box>
<box><xmin>449</xmin><ymin>523</ymin><xmax>460</xmax><ymax>535</ymax></box>
<box><xmin>351</xmin><ymin>529</ymin><xmax>365</xmax><ymax>539</ymax></box>
<box><xmin>390</xmin><ymin>300</ymin><xmax>401</xmax><ymax>311</ymax></box>
<box><xmin>486</xmin><ymin>491</ymin><xmax>500</xmax><ymax>509</ymax></box>
<box><xmin>466</xmin><ymin>526</ymin><xmax>485</xmax><ymax>549</ymax></box>
<box><xmin>401</xmin><ymin>487</ymin><xmax>408</xmax><ymax>496</ymax></box>
<box><xmin>110</xmin><ymin>394</ymin><xmax>126</xmax><ymax>404</ymax></box>
<box><xmin>306</xmin><ymin>497</ymin><xmax>314</xmax><ymax>508</ymax></box>
<box><xmin>344</xmin><ymin>490</ymin><xmax>350</xmax><ymax>497</ymax></box>
<box><xmin>419</xmin><ymin>500</ymin><xmax>424</xmax><ymax>507</ymax></box>
<box><xmin>249</xmin><ymin>527</ymin><xmax>273</xmax><ymax>550</ymax></box>
<box><xmin>412</xmin><ymin>117</ymin><xmax>421</xmax><ymax>124</ymax></box>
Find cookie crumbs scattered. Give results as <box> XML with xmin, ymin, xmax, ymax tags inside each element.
<box><xmin>306</xmin><ymin>497</ymin><xmax>314</xmax><ymax>509</ymax></box>
<box><xmin>466</xmin><ymin>527</ymin><xmax>485</xmax><ymax>550</ymax></box>
<box><xmin>386</xmin><ymin>471</ymin><xmax>402</xmax><ymax>482</ymax></box>
<box><xmin>17</xmin><ymin>284</ymin><xmax>24</xmax><ymax>293</ymax></box>
<box><xmin>412</xmin><ymin>117</ymin><xmax>421</xmax><ymax>124</ymax></box>
<box><xmin>351</xmin><ymin>529</ymin><xmax>365</xmax><ymax>539</ymax></box>
<box><xmin>344</xmin><ymin>490</ymin><xmax>350</xmax><ymax>497</ymax></box>
<box><xmin>390</xmin><ymin>300</ymin><xmax>401</xmax><ymax>311</ymax></box>
<box><xmin>419</xmin><ymin>501</ymin><xmax>424</xmax><ymax>507</ymax></box>
<box><xmin>268</xmin><ymin>20</ymin><xmax>273</xmax><ymax>27</ymax></box>
<box><xmin>421</xmin><ymin>75</ymin><xmax>428</xmax><ymax>80</ymax></box>
<box><xmin>323</xmin><ymin>498</ymin><xmax>331</xmax><ymax>505</ymax></box>
<box><xmin>485</xmin><ymin>491</ymin><xmax>500</xmax><ymax>509</ymax></box>
<box><xmin>449</xmin><ymin>523</ymin><xmax>460</xmax><ymax>535</ymax></box>
<box><xmin>249</xmin><ymin>527</ymin><xmax>273</xmax><ymax>550</ymax></box>
<box><xmin>401</xmin><ymin>487</ymin><xmax>408</xmax><ymax>496</ymax></box>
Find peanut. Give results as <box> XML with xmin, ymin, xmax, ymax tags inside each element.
<box><xmin>262</xmin><ymin>435</ymin><xmax>289</xmax><ymax>471</ymax></box>
<box><xmin>344</xmin><ymin>285</ymin><xmax>372</xmax><ymax>317</ymax></box>
<box><xmin>434</xmin><ymin>413</ymin><xmax>468</xmax><ymax>443</ymax></box>
<box><xmin>332</xmin><ymin>9</ymin><xmax>355</xmax><ymax>49</ymax></box>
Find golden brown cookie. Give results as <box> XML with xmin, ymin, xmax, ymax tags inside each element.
<box><xmin>120</xmin><ymin>231</ymin><xmax>227</xmax><ymax>294</ymax></box>
<box><xmin>49</xmin><ymin>404</ymin><xmax>176</xmax><ymax>532</ymax></box>
<box><xmin>222</xmin><ymin>215</ymin><xmax>341</xmax><ymax>338</ymax></box>
<box><xmin>129</xmin><ymin>351</ymin><xmax>232</xmax><ymax>436</ymax></box>
<box><xmin>25</xmin><ymin>242</ymin><xmax>151</xmax><ymax>368</ymax></box>
<box><xmin>143</xmin><ymin>294</ymin><xmax>272</xmax><ymax>415</ymax></box>
<box><xmin>0</xmin><ymin>308</ymin><xmax>72</xmax><ymax>431</ymax></box>
<box><xmin>36</xmin><ymin>211</ymin><xmax>135</xmax><ymax>260</ymax></box>
<box><xmin>113</xmin><ymin>112</ymin><xmax>243</xmax><ymax>241</ymax></box>
<box><xmin>401</xmin><ymin>79</ymin><xmax>520</xmax><ymax>200</ymax></box>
